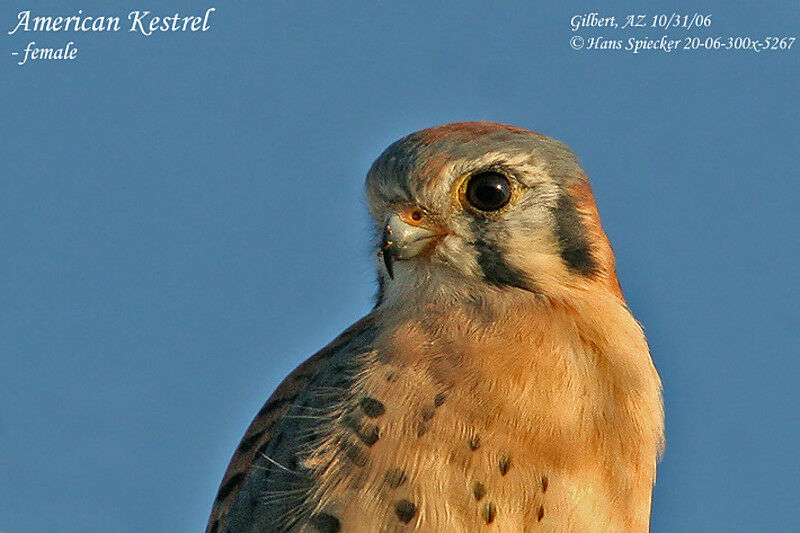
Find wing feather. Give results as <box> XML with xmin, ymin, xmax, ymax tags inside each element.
<box><xmin>206</xmin><ymin>315</ymin><xmax>376</xmax><ymax>533</ymax></box>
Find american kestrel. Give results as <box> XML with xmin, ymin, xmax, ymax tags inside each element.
<box><xmin>207</xmin><ymin>122</ymin><xmax>664</xmax><ymax>532</ymax></box>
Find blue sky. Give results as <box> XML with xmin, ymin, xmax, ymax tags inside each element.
<box><xmin>1</xmin><ymin>2</ymin><xmax>798</xmax><ymax>531</ymax></box>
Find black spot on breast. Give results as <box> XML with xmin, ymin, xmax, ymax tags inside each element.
<box><xmin>537</xmin><ymin>505</ymin><xmax>545</xmax><ymax>521</ymax></box>
<box><xmin>541</xmin><ymin>475</ymin><xmax>548</xmax><ymax>493</ymax></box>
<box><xmin>216</xmin><ymin>471</ymin><xmax>245</xmax><ymax>502</ymax></box>
<box><xmin>553</xmin><ymin>192</ymin><xmax>598</xmax><ymax>276</ymax></box>
<box><xmin>473</xmin><ymin>481</ymin><xmax>486</xmax><ymax>501</ymax></box>
<box><xmin>360</xmin><ymin>397</ymin><xmax>386</xmax><ymax>418</ymax></box>
<box><xmin>343</xmin><ymin>414</ymin><xmax>380</xmax><ymax>447</ymax></box>
<box><xmin>395</xmin><ymin>499</ymin><xmax>417</xmax><ymax>523</ymax></box>
<box><xmin>416</xmin><ymin>423</ymin><xmax>427</xmax><ymax>437</ymax></box>
<box><xmin>481</xmin><ymin>502</ymin><xmax>497</xmax><ymax>524</ymax></box>
<box><xmin>434</xmin><ymin>392</ymin><xmax>447</xmax><ymax>406</ymax></box>
<box><xmin>359</xmin><ymin>424</ymin><xmax>380</xmax><ymax>446</ymax></box>
<box><xmin>421</xmin><ymin>405</ymin><xmax>435</xmax><ymax>421</ymax></box>
<box><xmin>343</xmin><ymin>442</ymin><xmax>368</xmax><ymax>467</ymax></box>
<box><xmin>342</xmin><ymin>412</ymin><xmax>361</xmax><ymax>430</ymax></box>
<box><xmin>469</xmin><ymin>435</ymin><xmax>481</xmax><ymax>451</ymax></box>
<box><xmin>310</xmin><ymin>512</ymin><xmax>341</xmax><ymax>533</ymax></box>
<box><xmin>499</xmin><ymin>456</ymin><xmax>511</xmax><ymax>476</ymax></box>
<box><xmin>385</xmin><ymin>468</ymin><xmax>407</xmax><ymax>488</ymax></box>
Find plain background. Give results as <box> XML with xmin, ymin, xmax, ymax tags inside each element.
<box><xmin>2</xmin><ymin>2</ymin><xmax>798</xmax><ymax>531</ymax></box>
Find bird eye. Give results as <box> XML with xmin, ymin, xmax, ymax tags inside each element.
<box><xmin>465</xmin><ymin>172</ymin><xmax>511</xmax><ymax>212</ymax></box>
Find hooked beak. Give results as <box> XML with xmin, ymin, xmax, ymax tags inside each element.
<box><xmin>380</xmin><ymin>212</ymin><xmax>439</xmax><ymax>279</ymax></box>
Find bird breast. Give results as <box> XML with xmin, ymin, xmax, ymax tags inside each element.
<box><xmin>299</xmin><ymin>296</ymin><xmax>663</xmax><ymax>532</ymax></box>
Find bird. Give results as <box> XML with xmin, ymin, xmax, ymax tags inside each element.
<box><xmin>206</xmin><ymin>122</ymin><xmax>664</xmax><ymax>532</ymax></box>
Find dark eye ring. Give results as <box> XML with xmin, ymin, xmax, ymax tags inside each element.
<box><xmin>464</xmin><ymin>172</ymin><xmax>512</xmax><ymax>212</ymax></box>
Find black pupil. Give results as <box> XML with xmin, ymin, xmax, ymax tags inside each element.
<box><xmin>466</xmin><ymin>172</ymin><xmax>511</xmax><ymax>211</ymax></box>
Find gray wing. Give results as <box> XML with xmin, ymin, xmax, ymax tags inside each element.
<box><xmin>207</xmin><ymin>315</ymin><xmax>379</xmax><ymax>533</ymax></box>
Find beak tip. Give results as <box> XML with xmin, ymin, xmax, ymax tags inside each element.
<box><xmin>380</xmin><ymin>249</ymin><xmax>394</xmax><ymax>279</ymax></box>
<box><xmin>379</xmin><ymin>212</ymin><xmax>439</xmax><ymax>280</ymax></box>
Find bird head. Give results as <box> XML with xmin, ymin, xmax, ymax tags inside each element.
<box><xmin>366</xmin><ymin>122</ymin><xmax>623</xmax><ymax>308</ymax></box>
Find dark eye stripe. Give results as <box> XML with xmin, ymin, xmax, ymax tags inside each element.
<box><xmin>475</xmin><ymin>237</ymin><xmax>528</xmax><ymax>289</ymax></box>
<box><xmin>553</xmin><ymin>193</ymin><xmax>598</xmax><ymax>276</ymax></box>
<box><xmin>470</xmin><ymin>218</ymin><xmax>537</xmax><ymax>292</ymax></box>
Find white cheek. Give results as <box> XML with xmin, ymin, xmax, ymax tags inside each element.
<box><xmin>434</xmin><ymin>235</ymin><xmax>481</xmax><ymax>278</ymax></box>
<box><xmin>375</xmin><ymin>235</ymin><xmax>482</xmax><ymax>304</ymax></box>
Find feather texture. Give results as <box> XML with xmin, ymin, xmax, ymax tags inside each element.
<box><xmin>207</xmin><ymin>123</ymin><xmax>663</xmax><ymax>532</ymax></box>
